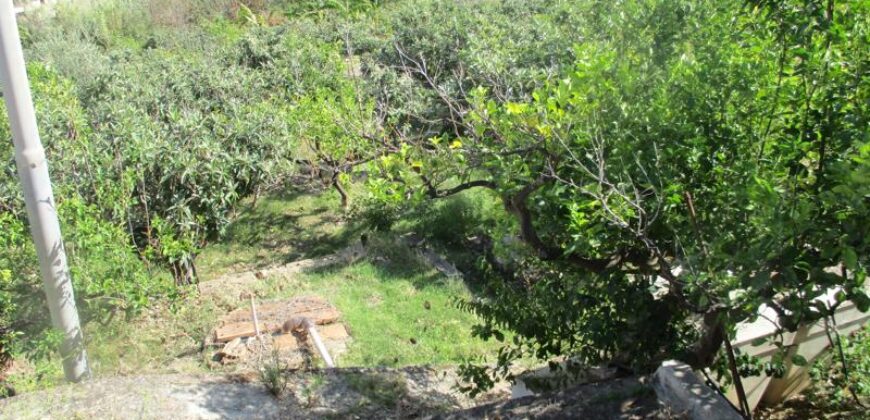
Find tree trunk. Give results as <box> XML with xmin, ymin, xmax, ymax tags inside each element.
<box><xmin>685</xmin><ymin>309</ymin><xmax>726</xmax><ymax>369</ymax></box>
<box><xmin>171</xmin><ymin>256</ymin><xmax>198</xmax><ymax>286</ymax></box>
<box><xmin>332</xmin><ymin>172</ymin><xmax>349</xmax><ymax>208</ymax></box>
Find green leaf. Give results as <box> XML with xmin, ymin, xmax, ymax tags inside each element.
<box><xmin>791</xmin><ymin>354</ymin><xmax>808</xmax><ymax>367</ymax></box>
<box><xmin>505</xmin><ymin>102</ymin><xmax>528</xmax><ymax>115</ymax></box>
<box><xmin>852</xmin><ymin>291</ymin><xmax>870</xmax><ymax>313</ymax></box>
<box><xmin>842</xmin><ymin>247</ymin><xmax>858</xmax><ymax>271</ymax></box>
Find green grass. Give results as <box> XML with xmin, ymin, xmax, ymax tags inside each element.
<box><xmin>263</xmin><ymin>243</ymin><xmax>503</xmax><ymax>367</ymax></box>
<box><xmin>197</xmin><ymin>185</ymin><xmax>505</xmax><ymax>368</ymax></box>
<box><xmin>84</xmin><ymin>297</ymin><xmax>220</xmax><ymax>374</ymax></box>
<box><xmin>5</xmin><ymin>294</ymin><xmax>221</xmax><ymax>393</ymax></box>
<box><xmin>197</xmin><ymin>187</ymin><xmax>363</xmax><ymax>279</ymax></box>
<box><xmin>10</xmin><ymin>185</ymin><xmax>510</xmax><ymax>392</ymax></box>
<box><xmin>6</xmin><ymin>185</ymin><xmax>506</xmax><ymax>393</ymax></box>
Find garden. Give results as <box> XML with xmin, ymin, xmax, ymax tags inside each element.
<box><xmin>0</xmin><ymin>0</ymin><xmax>867</xmax><ymax>418</ymax></box>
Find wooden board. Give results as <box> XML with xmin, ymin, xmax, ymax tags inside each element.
<box><xmin>317</xmin><ymin>323</ymin><xmax>350</xmax><ymax>340</ymax></box>
<box><xmin>214</xmin><ymin>322</ymin><xmax>277</xmax><ymax>343</ymax></box>
<box><xmin>273</xmin><ymin>324</ymin><xmax>350</xmax><ymax>351</ymax></box>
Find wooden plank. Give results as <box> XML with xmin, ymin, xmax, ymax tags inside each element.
<box><xmin>294</xmin><ymin>307</ymin><xmax>341</xmax><ymax>325</ymax></box>
<box><xmin>214</xmin><ymin>322</ymin><xmax>275</xmax><ymax>342</ymax></box>
<box><xmin>214</xmin><ymin>309</ymin><xmax>341</xmax><ymax>343</ymax></box>
<box><xmin>272</xmin><ymin>324</ymin><xmax>349</xmax><ymax>351</ymax></box>
<box><xmin>220</xmin><ymin>297</ymin><xmax>337</xmax><ymax>323</ymax></box>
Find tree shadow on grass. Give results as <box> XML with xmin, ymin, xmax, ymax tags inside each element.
<box><xmin>207</xmin><ymin>185</ymin><xmax>495</xmax><ymax>298</ymax></box>
<box><xmin>206</xmin><ymin>187</ymin><xmax>367</xmax><ymax>272</ymax></box>
<box><xmin>300</xmin><ymin>236</ymin><xmax>474</xmax><ymax>292</ymax></box>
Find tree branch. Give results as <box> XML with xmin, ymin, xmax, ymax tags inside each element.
<box><xmin>420</xmin><ymin>175</ymin><xmax>497</xmax><ymax>198</ymax></box>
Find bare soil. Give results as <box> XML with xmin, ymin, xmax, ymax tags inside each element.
<box><xmin>755</xmin><ymin>394</ymin><xmax>868</xmax><ymax>420</ymax></box>
<box><xmin>0</xmin><ymin>367</ymin><xmax>510</xmax><ymax>419</ymax></box>
<box><xmin>436</xmin><ymin>376</ymin><xmax>683</xmax><ymax>420</ymax></box>
<box><xmin>0</xmin><ymin>368</ymin><xmax>691</xmax><ymax>419</ymax></box>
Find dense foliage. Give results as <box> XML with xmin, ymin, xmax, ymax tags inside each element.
<box><xmin>0</xmin><ymin>0</ymin><xmax>867</xmax><ymax>411</ymax></box>
<box><xmin>361</xmin><ymin>0</ymin><xmax>869</xmax><ymax>397</ymax></box>
<box><xmin>425</xmin><ymin>0</ymin><xmax>869</xmax><ymax>391</ymax></box>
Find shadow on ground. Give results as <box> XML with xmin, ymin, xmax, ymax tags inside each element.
<box><xmin>0</xmin><ymin>368</ymin><xmax>485</xmax><ymax>419</ymax></box>
<box><xmin>198</xmin><ymin>186</ymin><xmax>367</xmax><ymax>277</ymax></box>
<box><xmin>263</xmin><ymin>367</ymin><xmax>468</xmax><ymax>419</ymax></box>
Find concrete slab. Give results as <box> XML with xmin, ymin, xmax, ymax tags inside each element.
<box><xmin>652</xmin><ymin>360</ymin><xmax>741</xmax><ymax>420</ymax></box>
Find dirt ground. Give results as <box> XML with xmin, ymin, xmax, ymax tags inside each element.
<box><xmin>0</xmin><ymin>367</ymin><xmax>511</xmax><ymax>419</ymax></box>
<box><xmin>437</xmin><ymin>376</ymin><xmax>683</xmax><ymax>420</ymax></box>
<box><xmin>755</xmin><ymin>394</ymin><xmax>868</xmax><ymax>420</ymax></box>
<box><xmin>0</xmin><ymin>367</ymin><xmax>692</xmax><ymax>419</ymax></box>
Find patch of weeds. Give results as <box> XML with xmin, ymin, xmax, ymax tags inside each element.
<box><xmin>3</xmin><ymin>330</ymin><xmax>66</xmax><ymax>393</ymax></box>
<box><xmin>346</xmin><ymin>371</ymin><xmax>408</xmax><ymax>409</ymax></box>
<box><xmin>70</xmin><ymin>294</ymin><xmax>219</xmax><ymax>380</ymax></box>
<box><xmin>259</xmin><ymin>349</ymin><xmax>289</xmax><ymax>398</ymax></box>
<box><xmin>171</xmin><ymin>295</ymin><xmax>220</xmax><ymax>346</ymax></box>
<box><xmin>807</xmin><ymin>324</ymin><xmax>870</xmax><ymax>409</ymax></box>
<box><xmin>0</xmin><ymin>382</ymin><xmax>14</xmax><ymax>398</ymax></box>
<box><xmin>363</xmin><ymin>234</ymin><xmax>430</xmax><ymax>275</ymax></box>
<box><xmin>400</xmin><ymin>189</ymin><xmax>501</xmax><ymax>248</ymax></box>
<box><xmin>3</xmin><ymin>355</ymin><xmax>63</xmax><ymax>395</ymax></box>
<box><xmin>758</xmin><ymin>325</ymin><xmax>870</xmax><ymax>419</ymax></box>
<box><xmin>300</xmin><ymin>372</ymin><xmax>326</xmax><ymax>408</ymax></box>
<box><xmin>349</xmin><ymin>195</ymin><xmax>403</xmax><ymax>233</ymax></box>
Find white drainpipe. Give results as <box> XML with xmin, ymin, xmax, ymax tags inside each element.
<box><xmin>284</xmin><ymin>317</ymin><xmax>335</xmax><ymax>368</ymax></box>
<box><xmin>0</xmin><ymin>0</ymin><xmax>90</xmax><ymax>382</ymax></box>
<box><xmin>306</xmin><ymin>321</ymin><xmax>335</xmax><ymax>368</ymax></box>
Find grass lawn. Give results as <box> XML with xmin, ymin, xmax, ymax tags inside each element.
<box><xmin>196</xmin><ymin>187</ymin><xmax>362</xmax><ymax>279</ymax></box>
<box><xmin>195</xmin><ymin>184</ymin><xmax>504</xmax><ymax>368</ymax></box>
<box><xmin>263</xmin><ymin>247</ymin><xmax>501</xmax><ymax>367</ymax></box>
<box><xmin>7</xmin><ymin>185</ymin><xmax>505</xmax><ymax>393</ymax></box>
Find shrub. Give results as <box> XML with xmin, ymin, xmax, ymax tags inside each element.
<box><xmin>364</xmin><ymin>0</ymin><xmax>870</xmax><ymax>398</ymax></box>
<box><xmin>809</xmin><ymin>325</ymin><xmax>870</xmax><ymax>409</ymax></box>
<box><xmin>0</xmin><ymin>66</ymin><xmax>173</xmax><ymax>365</ymax></box>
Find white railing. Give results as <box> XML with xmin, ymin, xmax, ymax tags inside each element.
<box><xmin>728</xmin><ymin>290</ymin><xmax>869</xmax><ymax>411</ymax></box>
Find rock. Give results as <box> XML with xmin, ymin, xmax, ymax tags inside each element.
<box><xmin>652</xmin><ymin>360</ymin><xmax>741</xmax><ymax>420</ymax></box>
<box><xmin>215</xmin><ymin>338</ymin><xmax>247</xmax><ymax>363</ymax></box>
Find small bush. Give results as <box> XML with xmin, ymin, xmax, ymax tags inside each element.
<box><xmin>809</xmin><ymin>325</ymin><xmax>870</xmax><ymax>409</ymax></box>
<box><xmin>259</xmin><ymin>349</ymin><xmax>289</xmax><ymax>397</ymax></box>
<box><xmin>351</xmin><ymin>196</ymin><xmax>403</xmax><ymax>233</ymax></box>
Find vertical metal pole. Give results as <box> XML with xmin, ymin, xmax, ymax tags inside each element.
<box><xmin>0</xmin><ymin>0</ymin><xmax>90</xmax><ymax>382</ymax></box>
